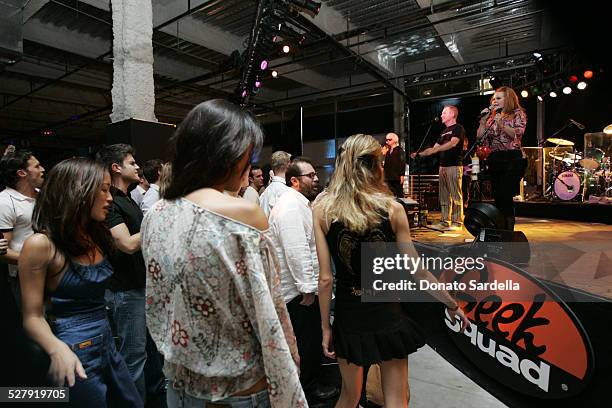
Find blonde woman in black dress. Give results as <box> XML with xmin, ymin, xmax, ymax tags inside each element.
<box><xmin>314</xmin><ymin>134</ymin><xmax>469</xmax><ymax>408</ymax></box>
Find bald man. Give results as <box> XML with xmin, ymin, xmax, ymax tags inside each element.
<box><xmin>412</xmin><ymin>105</ymin><xmax>465</xmax><ymax>231</ymax></box>
<box><xmin>383</xmin><ymin>132</ymin><xmax>406</xmax><ymax>197</ymax></box>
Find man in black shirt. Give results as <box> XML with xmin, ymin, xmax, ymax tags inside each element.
<box><xmin>96</xmin><ymin>144</ymin><xmax>166</xmax><ymax>405</ymax></box>
<box><xmin>412</xmin><ymin>106</ymin><xmax>465</xmax><ymax>230</ymax></box>
<box><xmin>383</xmin><ymin>132</ymin><xmax>406</xmax><ymax>197</ymax></box>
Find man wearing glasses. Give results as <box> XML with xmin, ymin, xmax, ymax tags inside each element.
<box><xmin>383</xmin><ymin>132</ymin><xmax>406</xmax><ymax>197</ymax></box>
<box><xmin>267</xmin><ymin>157</ymin><xmax>338</xmax><ymax>404</ymax></box>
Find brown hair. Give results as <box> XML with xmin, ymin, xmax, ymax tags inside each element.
<box><xmin>496</xmin><ymin>86</ymin><xmax>523</xmax><ymax>115</ymax></box>
<box><xmin>33</xmin><ymin>158</ymin><xmax>114</xmax><ymax>259</ymax></box>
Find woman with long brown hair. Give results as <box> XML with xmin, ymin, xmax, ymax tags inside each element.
<box><xmin>314</xmin><ymin>134</ymin><xmax>469</xmax><ymax>408</ymax></box>
<box><xmin>477</xmin><ymin>86</ymin><xmax>528</xmax><ymax>230</ymax></box>
<box><xmin>19</xmin><ymin>158</ymin><xmax>142</xmax><ymax>407</ymax></box>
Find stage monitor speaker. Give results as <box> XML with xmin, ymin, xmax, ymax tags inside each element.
<box><xmin>0</xmin><ymin>1</ymin><xmax>23</xmax><ymax>64</ymax></box>
<box><xmin>476</xmin><ymin>228</ymin><xmax>530</xmax><ymax>266</ymax></box>
<box><xmin>106</xmin><ymin>119</ymin><xmax>176</xmax><ymax>163</ymax></box>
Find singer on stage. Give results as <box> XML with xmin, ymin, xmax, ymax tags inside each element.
<box><xmin>412</xmin><ymin>106</ymin><xmax>465</xmax><ymax>231</ymax></box>
<box><xmin>476</xmin><ymin>86</ymin><xmax>527</xmax><ymax>231</ymax></box>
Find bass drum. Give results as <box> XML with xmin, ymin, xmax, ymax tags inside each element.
<box><xmin>554</xmin><ymin>171</ymin><xmax>581</xmax><ymax>200</ymax></box>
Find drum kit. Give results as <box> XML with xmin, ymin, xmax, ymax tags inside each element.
<box><xmin>546</xmin><ymin>132</ymin><xmax>612</xmax><ymax>201</ymax></box>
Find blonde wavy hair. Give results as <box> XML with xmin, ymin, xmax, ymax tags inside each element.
<box><xmin>316</xmin><ymin>134</ymin><xmax>395</xmax><ymax>233</ymax></box>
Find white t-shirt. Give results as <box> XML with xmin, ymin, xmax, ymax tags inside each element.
<box><xmin>130</xmin><ymin>185</ymin><xmax>147</xmax><ymax>207</ymax></box>
<box><xmin>259</xmin><ymin>176</ymin><xmax>290</xmax><ymax>218</ymax></box>
<box><xmin>140</xmin><ymin>184</ymin><xmax>160</xmax><ymax>215</ymax></box>
<box><xmin>0</xmin><ymin>187</ymin><xmax>36</xmax><ymax>277</ymax></box>
<box><xmin>242</xmin><ymin>186</ymin><xmax>260</xmax><ymax>205</ymax></box>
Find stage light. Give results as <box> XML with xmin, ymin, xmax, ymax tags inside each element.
<box><xmin>288</xmin><ymin>0</ymin><xmax>321</xmax><ymax>17</ymax></box>
<box><xmin>260</xmin><ymin>60</ymin><xmax>268</xmax><ymax>70</ymax></box>
<box><xmin>282</xmin><ymin>45</ymin><xmax>290</xmax><ymax>53</ymax></box>
<box><xmin>537</xmin><ymin>95</ymin><xmax>544</xmax><ymax>101</ymax></box>
<box><xmin>255</xmin><ymin>80</ymin><xmax>262</xmax><ymax>88</ymax></box>
<box><xmin>533</xmin><ymin>52</ymin><xmax>542</xmax><ymax>59</ymax></box>
<box><xmin>583</xmin><ymin>70</ymin><xmax>593</xmax><ymax>79</ymax></box>
<box><xmin>569</xmin><ymin>75</ymin><xmax>578</xmax><ymax>83</ymax></box>
<box><xmin>271</xmin><ymin>70</ymin><xmax>278</xmax><ymax>78</ymax></box>
<box><xmin>241</xmin><ymin>89</ymin><xmax>248</xmax><ymax>98</ymax></box>
<box><xmin>562</xmin><ymin>86</ymin><xmax>572</xmax><ymax>95</ymax></box>
<box><xmin>549</xmin><ymin>91</ymin><xmax>557</xmax><ymax>98</ymax></box>
<box><xmin>520</xmin><ymin>89</ymin><xmax>529</xmax><ymax>98</ymax></box>
<box><xmin>577</xmin><ymin>81</ymin><xmax>587</xmax><ymax>90</ymax></box>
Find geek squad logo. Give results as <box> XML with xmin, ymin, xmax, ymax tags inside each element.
<box><xmin>443</xmin><ymin>260</ymin><xmax>594</xmax><ymax>399</ymax></box>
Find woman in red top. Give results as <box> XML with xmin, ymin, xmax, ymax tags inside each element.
<box><xmin>477</xmin><ymin>86</ymin><xmax>527</xmax><ymax>230</ymax></box>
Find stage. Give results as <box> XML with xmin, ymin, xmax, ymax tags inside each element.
<box><xmin>515</xmin><ymin>200</ymin><xmax>612</xmax><ymax>224</ymax></box>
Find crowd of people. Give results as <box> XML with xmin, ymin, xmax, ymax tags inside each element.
<box><xmin>0</xmin><ymin>87</ymin><xmax>529</xmax><ymax>407</ymax></box>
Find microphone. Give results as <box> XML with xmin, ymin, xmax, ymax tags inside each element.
<box><xmin>478</xmin><ymin>107</ymin><xmax>493</xmax><ymax>118</ymax></box>
<box><xmin>569</xmin><ymin>119</ymin><xmax>585</xmax><ymax>130</ymax></box>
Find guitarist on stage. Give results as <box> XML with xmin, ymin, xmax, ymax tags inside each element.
<box><xmin>411</xmin><ymin>105</ymin><xmax>465</xmax><ymax>231</ymax></box>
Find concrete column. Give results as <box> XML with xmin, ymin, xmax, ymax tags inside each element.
<box><xmin>110</xmin><ymin>0</ymin><xmax>157</xmax><ymax>123</ymax></box>
<box><xmin>393</xmin><ymin>78</ymin><xmax>406</xmax><ymax>147</ymax></box>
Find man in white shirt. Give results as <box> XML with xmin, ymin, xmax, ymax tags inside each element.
<box><xmin>0</xmin><ymin>149</ymin><xmax>45</xmax><ymax>303</ymax></box>
<box><xmin>268</xmin><ymin>157</ymin><xmax>336</xmax><ymax>402</ymax></box>
<box><xmin>140</xmin><ymin>159</ymin><xmax>163</xmax><ymax>214</ymax></box>
<box><xmin>260</xmin><ymin>151</ymin><xmax>291</xmax><ymax>217</ymax></box>
<box><xmin>242</xmin><ymin>165</ymin><xmax>264</xmax><ymax>204</ymax></box>
<box><xmin>130</xmin><ymin>169</ymin><xmax>149</xmax><ymax>207</ymax></box>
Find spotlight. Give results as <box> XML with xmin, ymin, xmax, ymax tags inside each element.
<box><xmin>537</xmin><ymin>95</ymin><xmax>543</xmax><ymax>101</ymax></box>
<box><xmin>549</xmin><ymin>91</ymin><xmax>557</xmax><ymax>98</ymax></box>
<box><xmin>241</xmin><ymin>89</ymin><xmax>248</xmax><ymax>98</ymax></box>
<box><xmin>271</xmin><ymin>70</ymin><xmax>278</xmax><ymax>78</ymax></box>
<box><xmin>282</xmin><ymin>45</ymin><xmax>290</xmax><ymax>53</ymax></box>
<box><xmin>533</xmin><ymin>52</ymin><xmax>542</xmax><ymax>60</ymax></box>
<box><xmin>260</xmin><ymin>60</ymin><xmax>268</xmax><ymax>70</ymax></box>
<box><xmin>583</xmin><ymin>70</ymin><xmax>594</xmax><ymax>79</ymax></box>
<box><xmin>577</xmin><ymin>81</ymin><xmax>587</xmax><ymax>90</ymax></box>
<box><xmin>255</xmin><ymin>80</ymin><xmax>262</xmax><ymax>88</ymax></box>
<box><xmin>569</xmin><ymin>75</ymin><xmax>578</xmax><ymax>83</ymax></box>
<box><xmin>520</xmin><ymin>89</ymin><xmax>529</xmax><ymax>98</ymax></box>
<box><xmin>562</xmin><ymin>86</ymin><xmax>572</xmax><ymax>95</ymax></box>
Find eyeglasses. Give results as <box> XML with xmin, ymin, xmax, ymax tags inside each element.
<box><xmin>298</xmin><ymin>172</ymin><xmax>318</xmax><ymax>179</ymax></box>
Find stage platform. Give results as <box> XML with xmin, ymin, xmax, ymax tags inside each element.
<box><xmin>411</xmin><ymin>214</ymin><xmax>612</xmax><ymax>300</ymax></box>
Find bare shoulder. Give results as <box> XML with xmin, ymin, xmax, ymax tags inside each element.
<box><xmin>21</xmin><ymin>233</ymin><xmax>54</xmax><ymax>263</ymax></box>
<box><xmin>219</xmin><ymin>196</ymin><xmax>269</xmax><ymax>231</ymax></box>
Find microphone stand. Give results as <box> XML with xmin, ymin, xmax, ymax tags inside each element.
<box><xmin>410</xmin><ymin>120</ymin><xmax>439</xmax><ymax>231</ymax></box>
<box><xmin>462</xmin><ymin>115</ymin><xmax>498</xmax><ymax>202</ymax></box>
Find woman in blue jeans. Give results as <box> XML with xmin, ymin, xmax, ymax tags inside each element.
<box><xmin>19</xmin><ymin>158</ymin><xmax>142</xmax><ymax>407</ymax></box>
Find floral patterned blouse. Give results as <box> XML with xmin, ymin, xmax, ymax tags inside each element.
<box><xmin>482</xmin><ymin>108</ymin><xmax>527</xmax><ymax>152</ymax></box>
<box><xmin>141</xmin><ymin>198</ymin><xmax>306</xmax><ymax>407</ymax></box>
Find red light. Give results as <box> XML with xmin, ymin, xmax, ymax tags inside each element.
<box><xmin>583</xmin><ymin>70</ymin><xmax>593</xmax><ymax>79</ymax></box>
<box><xmin>569</xmin><ymin>75</ymin><xmax>578</xmax><ymax>83</ymax></box>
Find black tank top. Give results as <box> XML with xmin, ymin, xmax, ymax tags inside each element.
<box><xmin>325</xmin><ymin>214</ymin><xmax>396</xmax><ymax>292</ymax></box>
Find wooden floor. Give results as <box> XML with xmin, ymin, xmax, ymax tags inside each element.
<box><xmin>411</xmin><ymin>214</ymin><xmax>612</xmax><ymax>300</ymax></box>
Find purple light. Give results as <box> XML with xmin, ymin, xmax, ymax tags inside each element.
<box><xmin>241</xmin><ymin>89</ymin><xmax>247</xmax><ymax>98</ymax></box>
<box><xmin>255</xmin><ymin>81</ymin><xmax>262</xmax><ymax>88</ymax></box>
<box><xmin>260</xmin><ymin>60</ymin><xmax>268</xmax><ymax>70</ymax></box>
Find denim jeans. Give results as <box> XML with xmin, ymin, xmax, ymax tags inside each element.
<box><xmin>167</xmin><ymin>386</ymin><xmax>270</xmax><ymax>408</ymax></box>
<box><xmin>105</xmin><ymin>288</ymin><xmax>147</xmax><ymax>400</ymax></box>
<box><xmin>49</xmin><ymin>310</ymin><xmax>143</xmax><ymax>407</ymax></box>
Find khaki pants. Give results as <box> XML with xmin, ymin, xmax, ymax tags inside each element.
<box><xmin>439</xmin><ymin>166</ymin><xmax>463</xmax><ymax>225</ymax></box>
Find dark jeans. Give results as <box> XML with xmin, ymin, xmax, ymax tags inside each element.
<box><xmin>286</xmin><ymin>294</ymin><xmax>323</xmax><ymax>391</ymax></box>
<box><xmin>106</xmin><ymin>288</ymin><xmax>147</xmax><ymax>400</ymax></box>
<box><xmin>50</xmin><ymin>310</ymin><xmax>143</xmax><ymax>407</ymax></box>
<box><xmin>487</xmin><ymin>150</ymin><xmax>527</xmax><ymax>230</ymax></box>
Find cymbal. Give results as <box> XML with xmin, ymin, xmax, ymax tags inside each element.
<box><xmin>604</xmin><ymin>124</ymin><xmax>612</xmax><ymax>135</ymax></box>
<box><xmin>546</xmin><ymin>137</ymin><xmax>574</xmax><ymax>146</ymax></box>
<box><xmin>549</xmin><ymin>152</ymin><xmax>581</xmax><ymax>163</ymax></box>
